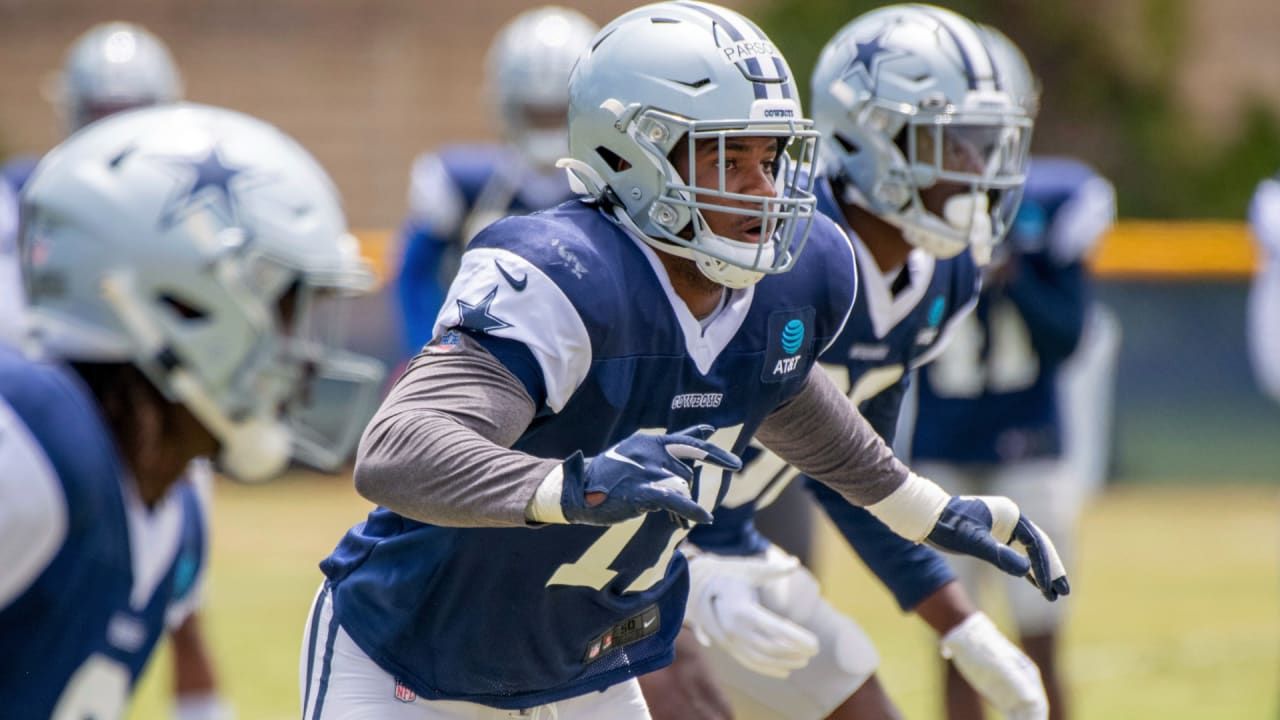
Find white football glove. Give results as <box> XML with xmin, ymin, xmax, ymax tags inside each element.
<box><xmin>683</xmin><ymin>544</ymin><xmax>821</xmax><ymax>679</ymax></box>
<box><xmin>940</xmin><ymin>612</ymin><xmax>1048</xmax><ymax>720</ymax></box>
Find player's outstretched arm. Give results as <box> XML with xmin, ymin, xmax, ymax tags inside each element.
<box><xmin>355</xmin><ymin>334</ymin><xmax>732</xmax><ymax>528</ymax></box>
<box><xmin>870</xmin><ymin>480</ymin><xmax>1070</xmax><ymax>601</ymax></box>
<box><xmin>354</xmin><ymin>332</ymin><xmax>562</xmax><ymax>528</ymax></box>
<box><xmin>756</xmin><ymin>366</ymin><xmax>1070</xmax><ymax>601</ymax></box>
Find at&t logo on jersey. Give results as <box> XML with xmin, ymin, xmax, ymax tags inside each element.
<box><xmin>781</xmin><ymin>319</ymin><xmax>805</xmax><ymax>353</ymax></box>
<box><xmin>762</xmin><ymin>308</ymin><xmax>815</xmax><ymax>383</ymax></box>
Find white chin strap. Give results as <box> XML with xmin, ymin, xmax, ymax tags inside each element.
<box><xmin>212</xmin><ymin>413</ymin><xmax>294</xmax><ymax>484</ymax></box>
<box><xmin>602</xmin><ymin>200</ymin><xmax>774</xmax><ymax>290</ymax></box>
<box><xmin>692</xmin><ymin>234</ymin><xmax>774</xmax><ymax>289</ymax></box>
<box><xmin>901</xmin><ymin>192</ymin><xmax>995</xmax><ymax>265</ymax></box>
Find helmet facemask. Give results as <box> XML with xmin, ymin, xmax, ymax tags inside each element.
<box><xmin>268</xmin><ymin>263</ymin><xmax>385</xmax><ymax>474</ymax></box>
<box><xmin>834</xmin><ymin>93</ymin><xmax>1032</xmax><ymax>266</ymax></box>
<box><xmin>599</xmin><ymin>108</ymin><xmax>821</xmax><ymax>289</ymax></box>
<box><xmin>896</xmin><ymin>104</ymin><xmax>1031</xmax><ymax>264</ymax></box>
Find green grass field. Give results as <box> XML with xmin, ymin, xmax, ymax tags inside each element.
<box><xmin>128</xmin><ymin>477</ymin><xmax>1279</xmax><ymax>719</ymax></box>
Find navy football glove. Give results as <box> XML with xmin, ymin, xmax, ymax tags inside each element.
<box><xmin>560</xmin><ymin>425</ymin><xmax>740</xmax><ymax>526</ymax></box>
<box><xmin>927</xmin><ymin>496</ymin><xmax>1071</xmax><ymax>602</ymax></box>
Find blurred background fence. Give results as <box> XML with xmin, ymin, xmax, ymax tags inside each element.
<box><xmin>4</xmin><ymin>0</ymin><xmax>1280</xmax><ymax>225</ymax></box>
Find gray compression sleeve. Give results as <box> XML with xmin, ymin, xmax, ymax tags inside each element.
<box><xmin>352</xmin><ymin>333</ymin><xmax>561</xmax><ymax>527</ymax></box>
<box><xmin>756</xmin><ymin>365</ymin><xmax>911</xmax><ymax>506</ymax></box>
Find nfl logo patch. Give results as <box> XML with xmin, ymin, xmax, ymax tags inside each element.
<box><xmin>394</xmin><ymin>679</ymin><xmax>417</xmax><ymax>703</ymax></box>
<box><xmin>424</xmin><ymin>330</ymin><xmax>462</xmax><ymax>355</ymax></box>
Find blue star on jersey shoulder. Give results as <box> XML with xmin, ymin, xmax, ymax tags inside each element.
<box><xmin>154</xmin><ymin>146</ymin><xmax>256</xmax><ymax>228</ymax></box>
<box><xmin>457</xmin><ymin>286</ymin><xmax>511</xmax><ymax>333</ymax></box>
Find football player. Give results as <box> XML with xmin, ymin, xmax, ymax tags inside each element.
<box><xmin>394</xmin><ymin>6</ymin><xmax>598</xmax><ymax>357</ymax></box>
<box><xmin>1</xmin><ymin>21</ymin><xmax>183</xmax><ymax>353</ymax></box>
<box><xmin>0</xmin><ymin>24</ymin><xmax>252</xmax><ymax>720</ymax></box>
<box><xmin>2</xmin><ymin>21</ymin><xmax>183</xmax><ymax>192</ymax></box>
<box><xmin>0</xmin><ymin>104</ymin><xmax>383</xmax><ymax>719</ymax></box>
<box><xmin>1248</xmin><ymin>173</ymin><xmax>1280</xmax><ymax>402</ymax></box>
<box><xmin>302</xmin><ymin>3</ymin><xmax>1067</xmax><ymax>719</ymax></box>
<box><xmin>641</xmin><ymin>7</ymin><xmax>1049</xmax><ymax>720</ymax></box>
<box><xmin>910</xmin><ymin>25</ymin><xmax>1117</xmax><ymax>720</ymax></box>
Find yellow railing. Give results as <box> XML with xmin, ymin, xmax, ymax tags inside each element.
<box><xmin>354</xmin><ymin>221</ymin><xmax>1263</xmax><ymax>284</ymax></box>
<box><xmin>1089</xmin><ymin>221</ymin><xmax>1260</xmax><ymax>279</ymax></box>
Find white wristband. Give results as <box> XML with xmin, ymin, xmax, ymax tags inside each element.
<box><xmin>525</xmin><ymin>463</ymin><xmax>569</xmax><ymax>524</ymax></box>
<box><xmin>866</xmin><ymin>472</ymin><xmax>951</xmax><ymax>542</ymax></box>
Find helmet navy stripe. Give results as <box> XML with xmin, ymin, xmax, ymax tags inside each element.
<box><xmin>772</xmin><ymin>57</ymin><xmax>792</xmax><ymax>98</ymax></box>
<box><xmin>675</xmin><ymin>2</ymin><xmax>775</xmax><ymax>99</ymax></box>
<box><xmin>677</xmin><ymin>1</ymin><xmax>744</xmax><ymax>40</ymax></box>
<box><xmin>978</xmin><ymin>34</ymin><xmax>1004</xmax><ymax>91</ymax></box>
<box><xmin>926</xmin><ymin>10</ymin><xmax>981</xmax><ymax>90</ymax></box>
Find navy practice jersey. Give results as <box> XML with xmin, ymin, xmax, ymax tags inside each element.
<box><xmin>912</xmin><ymin>157</ymin><xmax>1114</xmax><ymax>464</ymax></box>
<box><xmin>321</xmin><ymin>200</ymin><xmax>857</xmax><ymax>709</ymax></box>
<box><xmin>396</xmin><ymin>144</ymin><xmax>578</xmax><ymax>356</ymax></box>
<box><xmin>0</xmin><ymin>348</ymin><xmax>208</xmax><ymax>718</ymax></box>
<box><xmin>689</xmin><ymin>174</ymin><xmax>980</xmax><ymax>610</ymax></box>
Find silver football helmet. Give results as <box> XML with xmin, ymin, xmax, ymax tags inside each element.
<box><xmin>20</xmin><ymin>103</ymin><xmax>385</xmax><ymax>483</ymax></box>
<box><xmin>486</xmin><ymin>6</ymin><xmax>598</xmax><ymax>171</ymax></box>
<box><xmin>562</xmin><ymin>1</ymin><xmax>820</xmax><ymax>289</ymax></box>
<box><xmin>811</xmin><ymin>4</ymin><xmax>1033</xmax><ymax>265</ymax></box>
<box><xmin>60</xmin><ymin>22</ymin><xmax>183</xmax><ymax>134</ymax></box>
<box><xmin>980</xmin><ymin>24</ymin><xmax>1040</xmax><ymax>119</ymax></box>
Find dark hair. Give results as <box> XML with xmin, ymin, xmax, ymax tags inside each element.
<box><xmin>69</xmin><ymin>361</ymin><xmax>167</xmax><ymax>464</ymax></box>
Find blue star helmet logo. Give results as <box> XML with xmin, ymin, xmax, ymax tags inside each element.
<box><xmin>155</xmin><ymin>146</ymin><xmax>255</xmax><ymax>229</ymax></box>
<box><xmin>844</xmin><ymin>29</ymin><xmax>902</xmax><ymax>84</ymax></box>
<box><xmin>456</xmin><ymin>286</ymin><xmax>511</xmax><ymax>333</ymax></box>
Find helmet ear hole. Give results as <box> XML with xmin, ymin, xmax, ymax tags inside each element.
<box><xmin>158</xmin><ymin>293</ymin><xmax>208</xmax><ymax>321</ymax></box>
<box><xmin>595</xmin><ymin>146</ymin><xmax>631</xmax><ymax>173</ymax></box>
<box><xmin>833</xmin><ymin>133</ymin><xmax>859</xmax><ymax>155</ymax></box>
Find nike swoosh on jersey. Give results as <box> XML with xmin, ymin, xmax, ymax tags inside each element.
<box><xmin>494</xmin><ymin>260</ymin><xmax>528</xmax><ymax>291</ymax></box>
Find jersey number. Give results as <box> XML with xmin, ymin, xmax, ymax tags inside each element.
<box><xmin>926</xmin><ymin>300</ymin><xmax>1039</xmax><ymax>397</ymax></box>
<box><xmin>52</xmin><ymin>654</ymin><xmax>129</xmax><ymax>720</ymax></box>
